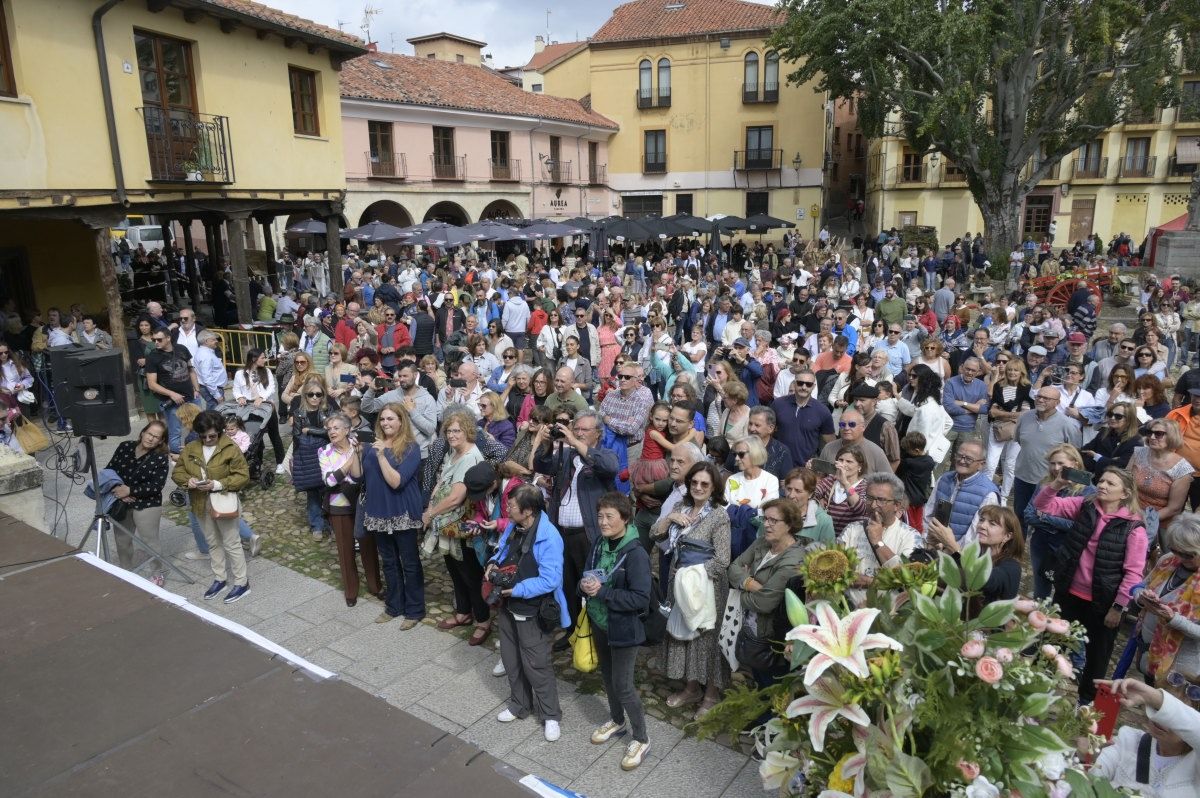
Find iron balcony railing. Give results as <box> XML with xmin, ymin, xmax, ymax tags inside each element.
<box><xmin>1119</xmin><ymin>154</ymin><xmax>1157</xmax><ymax>178</ymax></box>
<box><xmin>1178</xmin><ymin>101</ymin><xmax>1200</xmax><ymax>123</ymax></box>
<box><xmin>588</xmin><ymin>163</ymin><xmax>607</xmax><ymax>185</ymax></box>
<box><xmin>432</xmin><ymin>154</ymin><xmax>466</xmax><ymax>180</ymax></box>
<box><xmin>897</xmin><ymin>164</ymin><xmax>925</xmax><ymax>184</ymax></box>
<box><xmin>940</xmin><ymin>164</ymin><xmax>968</xmax><ymax>184</ymax></box>
<box><xmin>1072</xmin><ymin>157</ymin><xmax>1108</xmax><ymax>179</ymax></box>
<box><xmin>635</xmin><ymin>89</ymin><xmax>669</xmax><ymax>109</ymax></box>
<box><xmin>366</xmin><ymin>151</ymin><xmax>406</xmax><ymax>178</ymax></box>
<box><xmin>140</xmin><ymin>106</ymin><xmax>234</xmax><ymax>183</ymax></box>
<box><xmin>742</xmin><ymin>82</ymin><xmax>780</xmax><ymax>104</ymax></box>
<box><xmin>546</xmin><ymin>161</ymin><xmax>572</xmax><ymax>184</ymax></box>
<box><xmin>1168</xmin><ymin>154</ymin><xmax>1198</xmax><ymax>177</ymax></box>
<box><xmin>489</xmin><ymin>158</ymin><xmax>521</xmax><ymax>181</ymax></box>
<box><xmin>734</xmin><ymin>148</ymin><xmax>782</xmax><ymax>170</ymax></box>
<box><xmin>643</xmin><ymin>155</ymin><xmax>667</xmax><ymax>173</ymax></box>
<box><xmin>657</xmin><ymin>87</ymin><xmax>672</xmax><ymax>108</ymax></box>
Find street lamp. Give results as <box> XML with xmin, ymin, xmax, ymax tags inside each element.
<box><xmin>1060</xmin><ymin>183</ymin><xmax>1070</xmax><ymax>197</ymax></box>
<box><xmin>792</xmin><ymin>153</ymin><xmax>803</xmax><ymax>170</ymax></box>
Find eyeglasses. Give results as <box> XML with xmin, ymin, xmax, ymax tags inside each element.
<box><xmin>152</xmin><ymin>336</ymin><xmax>167</xmax><ymax>342</ymax></box>
<box><xmin>762</xmin><ymin>516</ymin><xmax>786</xmax><ymax>526</ymax></box>
<box><xmin>838</xmin><ymin>421</ymin><xmax>859</xmax><ymax>429</ymax></box>
<box><xmin>503</xmin><ymin>354</ymin><xmax>516</xmax><ymax>360</ymax></box>
<box><xmin>922</xmin><ymin>346</ymin><xmax>936</xmax><ymax>352</ymax></box>
<box><xmin>864</xmin><ymin>495</ymin><xmax>895</xmax><ymax>505</ymax></box>
<box><xmin>1166</xmin><ymin>671</ymin><xmax>1200</xmax><ymax>702</ymax></box>
<box><xmin>1137</xmin><ymin>352</ymin><xmax>1154</xmax><ymax>358</ymax></box>
<box><xmin>888</xmin><ymin>329</ymin><xmax>901</xmax><ymax>334</ymax></box>
<box><xmin>305</xmin><ymin>391</ymin><xmax>324</xmax><ymax>398</ymax></box>
<box><xmin>733</xmin><ymin>450</ymin><xmax>749</xmax><ymax>458</ymax></box>
<box><xmin>617</xmin><ymin>374</ymin><xmax>637</xmax><ymax>381</ymax></box>
<box><xmin>1106</xmin><ymin>412</ymin><xmax>1127</xmax><ymax>420</ymax></box>
<box><xmin>795</xmin><ymin>380</ymin><xmax>816</xmax><ymax>388</ymax></box>
<box><xmin>1148</xmin><ymin>429</ymin><xmax>1168</xmax><ymax>439</ymax></box>
<box><xmin>955</xmin><ymin>454</ymin><xmax>983</xmax><ymax>464</ymax></box>
<box><xmin>0</xmin><ymin>350</ymin><xmax>9</xmax><ymax>356</ymax></box>
<box><xmin>689</xmin><ymin>479</ymin><xmax>712</xmax><ymax>488</ymax></box>
<box><xmin>1119</xmin><ymin>345</ymin><xmax>1136</xmax><ymax>351</ymax></box>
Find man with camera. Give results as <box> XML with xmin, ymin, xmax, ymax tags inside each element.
<box><xmin>359</xmin><ymin>362</ymin><xmax>437</xmax><ymax>457</ymax></box>
<box><xmin>1012</xmin><ymin>385</ymin><xmax>1083</xmax><ymax>530</ymax></box>
<box><xmin>437</xmin><ymin>361</ymin><xmax>485</xmax><ymax>421</ymax></box>
<box><xmin>486</xmin><ymin>484</ymin><xmax>569</xmax><ymax>742</ymax></box>
<box><xmin>533</xmin><ymin>410</ymin><xmax>619</xmax><ymax>648</ymax></box>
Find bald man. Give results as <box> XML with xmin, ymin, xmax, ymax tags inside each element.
<box><xmin>816</xmin><ymin>408</ymin><xmax>894</xmax><ymax>474</ymax></box>
<box><xmin>1011</xmin><ymin>384</ymin><xmax>1081</xmax><ymax>548</ymax></box>
<box><xmin>545</xmin><ymin>366</ymin><xmax>589</xmax><ymax>416</ymax></box>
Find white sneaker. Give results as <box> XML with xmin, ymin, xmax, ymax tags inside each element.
<box><xmin>544</xmin><ymin>720</ymin><xmax>561</xmax><ymax>742</ymax></box>
<box><xmin>182</xmin><ymin>550</ymin><xmax>209</xmax><ymax>561</ymax></box>
<box><xmin>621</xmin><ymin>740</ymin><xmax>650</xmax><ymax>771</ymax></box>
<box><xmin>497</xmin><ymin>708</ymin><xmax>517</xmax><ymax>723</ymax></box>
<box><xmin>249</xmin><ymin>534</ymin><xmax>262</xmax><ymax>557</ymax></box>
<box><xmin>275</xmin><ymin>463</ymin><xmax>287</xmax><ymax>474</ymax></box>
<box><xmin>492</xmin><ymin>659</ymin><xmax>506</xmax><ymax>677</ymax></box>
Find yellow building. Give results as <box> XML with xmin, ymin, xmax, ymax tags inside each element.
<box><xmin>539</xmin><ymin>0</ymin><xmax>828</xmax><ymax>229</ymax></box>
<box><xmin>864</xmin><ymin>83</ymin><xmax>1199</xmax><ymax>246</ymax></box>
<box><xmin>0</xmin><ymin>0</ymin><xmax>365</xmax><ymax>332</ymax></box>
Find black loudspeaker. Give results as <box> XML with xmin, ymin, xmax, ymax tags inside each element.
<box><xmin>53</xmin><ymin>347</ymin><xmax>130</xmax><ymax>437</ymax></box>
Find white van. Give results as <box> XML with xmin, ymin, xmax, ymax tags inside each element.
<box><xmin>123</xmin><ymin>225</ymin><xmax>174</xmax><ymax>253</ymax></box>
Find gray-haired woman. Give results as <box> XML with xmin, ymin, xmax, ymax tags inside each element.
<box><xmin>501</xmin><ymin>364</ymin><xmax>535</xmax><ymax>421</ymax></box>
<box><xmin>1134</xmin><ymin>514</ymin><xmax>1200</xmax><ymax>684</ymax></box>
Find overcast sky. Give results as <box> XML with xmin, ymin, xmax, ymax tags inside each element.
<box><xmin>271</xmin><ymin>0</ymin><xmax>773</xmax><ymax>69</ymax></box>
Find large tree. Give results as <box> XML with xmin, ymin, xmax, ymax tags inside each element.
<box><xmin>773</xmin><ymin>0</ymin><xmax>1200</xmax><ymax>256</ymax></box>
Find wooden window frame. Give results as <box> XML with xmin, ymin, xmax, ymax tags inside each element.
<box><xmin>288</xmin><ymin>66</ymin><xmax>320</xmax><ymax>136</ymax></box>
<box><xmin>0</xmin><ymin>1</ymin><xmax>16</xmax><ymax>97</ymax></box>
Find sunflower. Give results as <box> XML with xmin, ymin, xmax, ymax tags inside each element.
<box><xmin>800</xmin><ymin>544</ymin><xmax>860</xmax><ymax>599</ymax></box>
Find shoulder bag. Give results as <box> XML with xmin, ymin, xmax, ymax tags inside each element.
<box><xmin>12</xmin><ymin>414</ymin><xmax>49</xmax><ymax>454</ymax></box>
<box><xmin>209</xmin><ymin>491</ymin><xmax>240</xmax><ymax>519</ymax></box>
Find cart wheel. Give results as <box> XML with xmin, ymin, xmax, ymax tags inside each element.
<box><xmin>1048</xmin><ymin>279</ymin><xmax>1102</xmax><ymax>313</ymax></box>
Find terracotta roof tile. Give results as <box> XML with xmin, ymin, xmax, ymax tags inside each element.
<box><xmin>591</xmin><ymin>0</ymin><xmax>782</xmax><ymax>44</ymax></box>
<box><xmin>340</xmin><ymin>52</ymin><xmax>618</xmax><ymax>130</ymax></box>
<box><xmin>198</xmin><ymin>0</ymin><xmax>366</xmax><ymax>50</ymax></box>
<box><xmin>524</xmin><ymin>41</ymin><xmax>586</xmax><ymax>72</ymax></box>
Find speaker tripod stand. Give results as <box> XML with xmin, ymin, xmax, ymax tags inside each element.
<box><xmin>74</xmin><ymin>435</ymin><xmax>195</xmax><ymax>585</ymax></box>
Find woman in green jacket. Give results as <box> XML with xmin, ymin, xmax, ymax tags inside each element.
<box><xmin>782</xmin><ymin>467</ymin><xmax>836</xmax><ymax>548</ymax></box>
<box><xmin>727</xmin><ymin>497</ymin><xmax>807</xmax><ymax>686</ymax></box>
<box><xmin>172</xmin><ymin>410</ymin><xmax>251</xmax><ymax>604</ymax></box>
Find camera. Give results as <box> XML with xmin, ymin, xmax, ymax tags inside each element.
<box><xmin>373</xmin><ymin>376</ymin><xmax>388</xmax><ymax>393</ymax></box>
<box><xmin>1046</xmin><ymin>366</ymin><xmax>1063</xmax><ymax>385</ymax></box>
<box><xmin>550</xmin><ymin>426</ymin><xmax>567</xmax><ymax>440</ymax></box>
<box><xmin>448</xmin><ymin>377</ymin><xmax>467</xmax><ymax>389</ymax></box>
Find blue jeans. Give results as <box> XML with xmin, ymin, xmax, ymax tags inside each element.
<box><xmin>924</xmin><ymin>271</ymin><xmax>937</xmax><ymax>292</ymax></box>
<box><xmin>161</xmin><ymin>397</ymin><xmax>202</xmax><ymax>454</ymax></box>
<box><xmin>306</xmin><ymin>488</ymin><xmax>329</xmax><ymax>533</ymax></box>
<box><xmin>375</xmin><ymin>528</ymin><xmax>425</xmax><ymax>619</ymax></box>
<box><xmin>1012</xmin><ymin>478</ymin><xmax>1038</xmax><ymax>538</ymax></box>
<box><xmin>189</xmin><ymin>511</ymin><xmax>253</xmax><ymax>554</ymax></box>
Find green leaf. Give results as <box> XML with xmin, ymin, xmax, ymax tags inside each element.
<box><xmin>961</xmin><ymin>540</ymin><xmax>993</xmax><ymax>592</ymax></box>
<box><xmin>789</xmin><ymin>640</ymin><xmax>814</xmax><ymax>672</ymax></box>
<box><xmin>937</xmin><ymin>587</ymin><xmax>963</xmax><ymax>624</ymax></box>
<box><xmin>1064</xmin><ymin>769</ymin><xmax>1097</xmax><ymax>798</ymax></box>
<box><xmin>937</xmin><ymin>551</ymin><xmax>961</xmax><ymax>589</ymax></box>
<box><xmin>1090</xmin><ymin>775</ymin><xmax>1122</xmax><ymax>798</ymax></box>
<box><xmin>972</xmin><ymin>599</ymin><xmax>1015</xmax><ymax>630</ymax></box>
<box><xmin>884</xmin><ymin>751</ymin><xmax>933</xmax><ymax>798</ymax></box>
<box><xmin>1021</xmin><ymin>724</ymin><xmax>1069</xmax><ymax>753</ymax></box>
<box><xmin>1009</xmin><ymin>762</ymin><xmax>1039</xmax><ymax>786</ymax></box>
<box><xmin>1020</xmin><ymin>692</ymin><xmax>1056</xmax><ymax>717</ymax></box>
<box><xmin>865</xmin><ymin>725</ymin><xmax>896</xmax><ymax>789</ymax></box>
<box><xmin>911</xmin><ymin>591</ymin><xmax>940</xmax><ymax>624</ymax></box>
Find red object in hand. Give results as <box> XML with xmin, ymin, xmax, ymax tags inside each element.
<box><xmin>1093</xmin><ymin>682</ymin><xmax>1120</xmax><ymax>741</ymax></box>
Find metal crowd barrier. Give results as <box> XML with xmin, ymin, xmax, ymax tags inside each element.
<box><xmin>208</xmin><ymin>326</ymin><xmax>284</xmax><ymax>372</ymax></box>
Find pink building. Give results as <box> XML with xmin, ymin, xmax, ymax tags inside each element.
<box><xmin>338</xmin><ymin>38</ymin><xmax>619</xmax><ymax>232</ymax></box>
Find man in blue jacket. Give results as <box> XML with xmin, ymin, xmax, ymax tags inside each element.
<box><xmin>487</xmin><ymin>485</ymin><xmax>570</xmax><ymax>742</ymax></box>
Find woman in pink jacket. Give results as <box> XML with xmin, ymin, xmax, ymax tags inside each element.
<box><xmin>1034</xmin><ymin>467</ymin><xmax>1148</xmax><ymax>705</ymax></box>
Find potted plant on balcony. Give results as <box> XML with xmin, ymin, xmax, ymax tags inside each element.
<box><xmin>182</xmin><ymin>134</ymin><xmax>216</xmax><ymax>182</ymax></box>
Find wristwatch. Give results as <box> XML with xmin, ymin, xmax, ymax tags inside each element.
<box><xmin>872</xmin><ymin>539</ymin><xmax>886</xmax><ymax>549</ymax></box>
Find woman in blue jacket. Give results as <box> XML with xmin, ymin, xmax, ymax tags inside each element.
<box><xmin>581</xmin><ymin>493</ymin><xmax>652</xmax><ymax>771</ymax></box>
<box><xmin>362</xmin><ymin>403</ymin><xmax>425</xmax><ymax>628</ymax></box>
<box><xmin>487</xmin><ymin>484</ymin><xmax>570</xmax><ymax>743</ymax></box>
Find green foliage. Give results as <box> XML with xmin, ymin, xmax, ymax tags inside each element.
<box><xmin>772</xmin><ymin>0</ymin><xmax>1198</xmax><ymax>249</ymax></box>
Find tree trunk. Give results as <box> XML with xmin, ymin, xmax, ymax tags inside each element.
<box><xmin>979</xmin><ymin>198</ymin><xmax>1023</xmax><ymax>287</ymax></box>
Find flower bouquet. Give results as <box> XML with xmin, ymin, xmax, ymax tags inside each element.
<box><xmin>696</xmin><ymin>542</ymin><xmax>1129</xmax><ymax>798</ymax></box>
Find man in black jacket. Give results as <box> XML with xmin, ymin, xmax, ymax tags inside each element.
<box><xmin>533</xmin><ymin>409</ymin><xmax>619</xmax><ymax>646</ymax></box>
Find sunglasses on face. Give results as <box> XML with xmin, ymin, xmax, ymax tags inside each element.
<box><xmin>305</xmin><ymin>391</ymin><xmax>324</xmax><ymax>398</ymax></box>
<box><xmin>1148</xmin><ymin>429</ymin><xmax>1168</xmax><ymax>439</ymax></box>
<box><xmin>838</xmin><ymin>421</ymin><xmax>858</xmax><ymax>429</ymax></box>
<box><xmin>1119</xmin><ymin>345</ymin><xmax>1135</xmax><ymax>351</ymax></box>
<box><xmin>689</xmin><ymin>479</ymin><xmax>712</xmax><ymax>488</ymax></box>
<box><xmin>795</xmin><ymin>380</ymin><xmax>815</xmax><ymax>388</ymax></box>
<box><xmin>1166</xmin><ymin>671</ymin><xmax>1200</xmax><ymax>702</ymax></box>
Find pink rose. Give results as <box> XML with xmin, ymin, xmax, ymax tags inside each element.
<box><xmin>1041</xmin><ymin>644</ymin><xmax>1059</xmax><ymax>659</ymax></box>
<box><xmin>1046</xmin><ymin>618</ymin><xmax>1071</xmax><ymax>635</ymax></box>
<box><xmin>1055</xmin><ymin>655</ymin><xmax>1075</xmax><ymax>679</ymax></box>
<box><xmin>995</xmin><ymin>647</ymin><xmax>1014</xmax><ymax>663</ymax></box>
<box><xmin>1027</xmin><ymin>611</ymin><xmax>1049</xmax><ymax>631</ymax></box>
<box><xmin>976</xmin><ymin>656</ymin><xmax>1004</xmax><ymax>684</ymax></box>
<box><xmin>1014</xmin><ymin>598</ymin><xmax>1038</xmax><ymax>614</ymax></box>
<box><xmin>961</xmin><ymin>639</ymin><xmax>986</xmax><ymax>659</ymax></box>
<box><xmin>957</xmin><ymin>760</ymin><xmax>981</xmax><ymax>781</ymax></box>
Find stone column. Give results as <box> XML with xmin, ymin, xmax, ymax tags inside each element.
<box><xmin>325</xmin><ymin>214</ymin><xmax>344</xmax><ymax>296</ymax></box>
<box><xmin>226</xmin><ymin>217</ymin><xmax>252</xmax><ymax>323</ymax></box>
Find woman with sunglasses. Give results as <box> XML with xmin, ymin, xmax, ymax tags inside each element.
<box><xmin>172</xmin><ymin>410</ymin><xmax>251</xmax><ymax>603</ymax></box>
<box><xmin>289</xmin><ymin>376</ymin><xmax>336</xmax><ymax>540</ymax></box>
<box><xmin>323</xmin><ymin>343</ymin><xmax>359</xmax><ymax>403</ymax></box>
<box><xmin>725</xmin><ymin>436</ymin><xmax>780</xmax><ymax>513</ymax></box>
<box><xmin>1131</xmin><ymin>418</ymin><xmax>1194</xmax><ymax>551</ymax></box>
<box><xmin>1084</xmin><ymin>400</ymin><xmax>1143</xmax><ymax>477</ymax></box>
<box><xmin>280</xmin><ymin>350</ymin><xmax>317</xmax><ymax>406</ymax></box>
<box><xmin>914</xmin><ymin>337</ymin><xmax>951</xmax><ymax>380</ymax></box>
<box><xmin>1134</xmin><ymin>514</ymin><xmax>1200</xmax><ymax>689</ymax></box>
<box><xmin>1135</xmin><ymin>346</ymin><xmax>1168</xmax><ymax>381</ymax></box>
<box><xmin>1095</xmin><ymin>364</ymin><xmax>1140</xmax><ymax>414</ymax></box>
<box><xmin>535</xmin><ymin>309</ymin><xmax>564</xmax><ymax>373</ymax></box>
<box><xmin>478</xmin><ymin>390</ymin><xmax>516</xmax><ymax>450</ymax></box>
<box><xmin>653</xmin><ymin>461</ymin><xmax>731</xmax><ymax>720</ymax></box>
<box><xmin>486</xmin><ymin>347</ymin><xmax>520</xmax><ymax>395</ymax></box>
<box><xmin>897</xmin><ymin>365</ymin><xmax>954</xmax><ymax>464</ymax></box>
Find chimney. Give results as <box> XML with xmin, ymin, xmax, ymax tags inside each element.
<box><xmin>534</xmin><ymin>34</ymin><xmax>545</xmax><ymax>53</ymax></box>
<box><xmin>366</xmin><ymin>41</ymin><xmax>378</xmax><ymax>52</ymax></box>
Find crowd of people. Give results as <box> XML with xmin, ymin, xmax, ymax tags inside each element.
<box><xmin>37</xmin><ymin>227</ymin><xmax>1200</xmax><ymax>778</ymax></box>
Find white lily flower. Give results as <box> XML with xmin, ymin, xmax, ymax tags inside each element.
<box><xmin>784</xmin><ymin>601</ymin><xmax>903</xmax><ymax>685</ymax></box>
<box><xmin>784</xmin><ymin>675</ymin><xmax>871</xmax><ymax>752</ymax></box>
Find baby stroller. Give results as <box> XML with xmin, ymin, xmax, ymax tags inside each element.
<box><xmin>216</xmin><ymin>400</ymin><xmax>276</xmax><ymax>489</ymax></box>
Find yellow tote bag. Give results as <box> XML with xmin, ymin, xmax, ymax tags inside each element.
<box><xmin>569</xmin><ymin>602</ymin><xmax>599</xmax><ymax>673</ymax></box>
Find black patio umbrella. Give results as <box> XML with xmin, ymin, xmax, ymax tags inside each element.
<box><xmin>663</xmin><ymin>213</ymin><xmax>716</xmax><ymax>238</ymax></box>
<box><xmin>712</xmin><ymin>215</ymin><xmax>749</xmax><ymax>234</ymax></box>
<box><xmin>563</xmin><ymin>216</ymin><xmax>597</xmax><ymax>229</ymax></box>
<box><xmin>341</xmin><ymin>219</ymin><xmax>411</xmax><ymax>242</ymax></box>
<box><xmin>286</xmin><ymin>218</ymin><xmax>328</xmax><ymax>235</ymax></box>
<box><xmin>601</xmin><ymin>217</ymin><xmax>657</xmax><ymax>241</ymax></box>
<box><xmin>460</xmin><ymin>220</ymin><xmax>529</xmax><ymax>241</ymax></box>
<box><xmin>523</xmin><ymin>220</ymin><xmax>589</xmax><ymax>239</ymax></box>
<box><xmin>743</xmin><ymin>213</ymin><xmax>797</xmax><ymax>232</ymax></box>
<box><xmin>404</xmin><ymin>223</ymin><xmax>494</xmax><ymax>248</ymax></box>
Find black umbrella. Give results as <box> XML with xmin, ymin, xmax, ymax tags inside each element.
<box><xmin>341</xmin><ymin>219</ymin><xmax>411</xmax><ymax>242</ymax></box>
<box><xmin>663</xmin><ymin>213</ymin><xmax>716</xmax><ymax>237</ymax></box>
<box><xmin>602</xmin><ymin>217</ymin><xmax>657</xmax><ymax>241</ymax></box>
<box><xmin>743</xmin><ymin>213</ymin><xmax>796</xmax><ymax>232</ymax></box>
<box><xmin>523</xmin><ymin>221</ymin><xmax>589</xmax><ymax>239</ymax></box>
<box><xmin>286</xmin><ymin>218</ymin><xmax>327</xmax><ymax>235</ymax></box>
<box><xmin>460</xmin><ymin>220</ymin><xmax>529</xmax><ymax>241</ymax></box>
<box><xmin>712</xmin><ymin>215</ymin><xmax>749</xmax><ymax>233</ymax></box>
<box><xmin>563</xmin><ymin>216</ymin><xmax>597</xmax><ymax>229</ymax></box>
<box><xmin>404</xmin><ymin>223</ymin><xmax>494</xmax><ymax>248</ymax></box>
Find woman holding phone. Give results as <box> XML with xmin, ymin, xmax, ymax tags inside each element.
<box><xmin>1024</xmin><ymin>444</ymin><xmax>1096</xmax><ymax>600</ymax></box>
<box><xmin>319</xmin><ymin>412</ymin><xmax>381</xmax><ymax>608</ymax></box>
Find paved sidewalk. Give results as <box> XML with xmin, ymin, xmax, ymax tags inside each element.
<box><xmin>40</xmin><ymin>437</ymin><xmax>761</xmax><ymax>798</ymax></box>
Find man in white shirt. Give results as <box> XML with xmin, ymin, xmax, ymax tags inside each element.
<box><xmin>171</xmin><ymin>308</ymin><xmax>203</xmax><ymax>356</ymax></box>
<box><xmin>274</xmin><ymin>290</ymin><xmax>300</xmax><ymax>321</ymax></box>
<box><xmin>437</xmin><ymin>361</ymin><xmax>484</xmax><ymax>420</ymax></box>
<box><xmin>841</xmin><ymin>472</ymin><xmax>920</xmax><ymax>605</ymax></box>
<box><xmin>774</xmin><ymin>347</ymin><xmax>810</xmax><ymax>398</ymax></box>
<box><xmin>193</xmin><ymin>331</ymin><xmax>228</xmax><ymax>409</ymax></box>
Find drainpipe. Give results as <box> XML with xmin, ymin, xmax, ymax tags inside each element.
<box><xmin>94</xmin><ymin>0</ymin><xmax>129</xmax><ymax>207</ymax></box>
<box><xmin>528</xmin><ymin>116</ymin><xmax>546</xmax><ymax>253</ymax></box>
